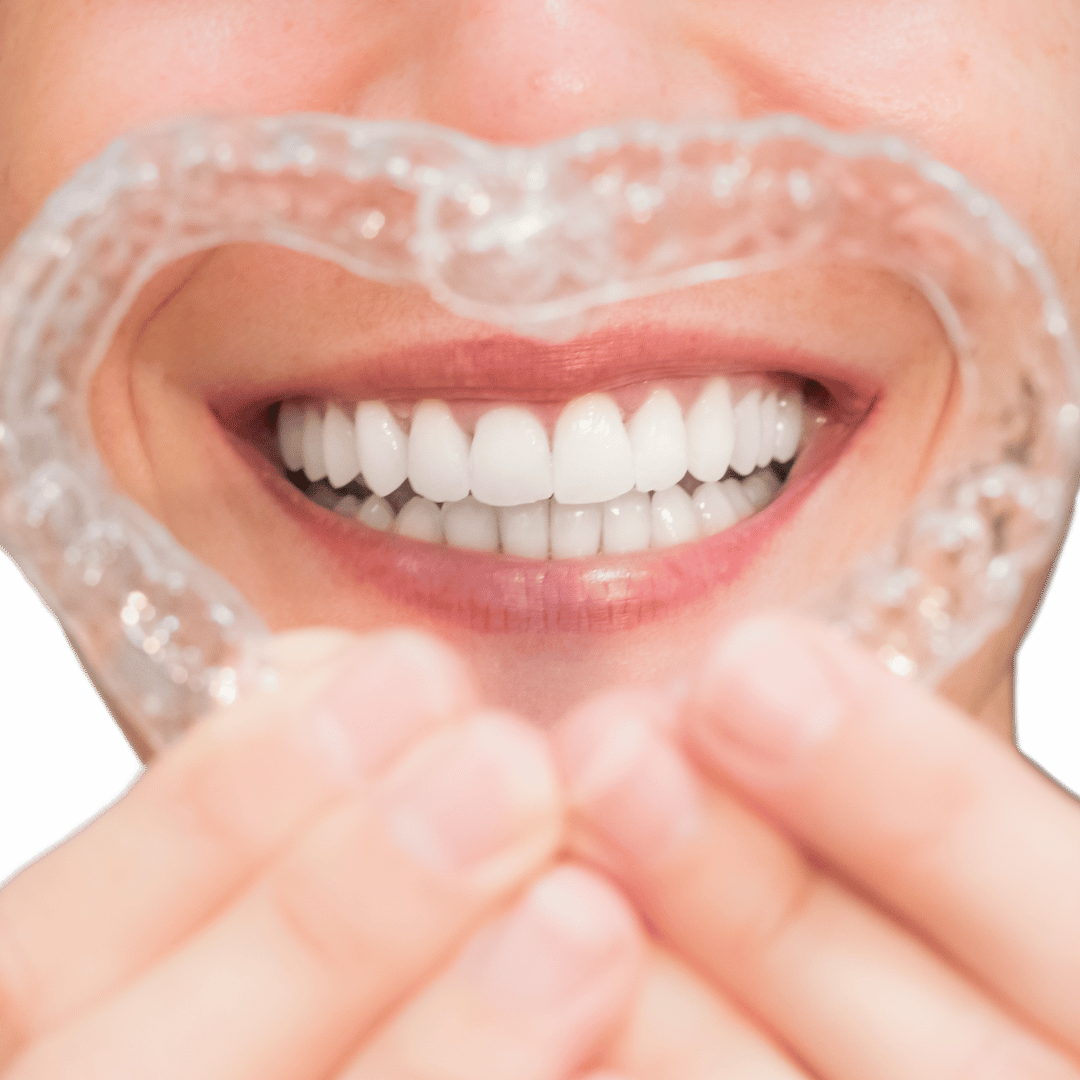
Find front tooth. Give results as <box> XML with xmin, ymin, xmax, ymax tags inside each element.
<box><xmin>774</xmin><ymin>388</ymin><xmax>804</xmax><ymax>463</ymax></box>
<box><xmin>629</xmin><ymin>389</ymin><xmax>688</xmax><ymax>493</ymax></box>
<box><xmin>395</xmin><ymin>495</ymin><xmax>444</xmax><ymax>543</ymax></box>
<box><xmin>442</xmin><ymin>495</ymin><xmax>500</xmax><ymax>552</ymax></box>
<box><xmin>729</xmin><ymin>389</ymin><xmax>762</xmax><ymax>476</ymax></box>
<box><xmin>408</xmin><ymin>400</ymin><xmax>471</xmax><ymax>503</ymax></box>
<box><xmin>301</xmin><ymin>404</ymin><xmax>328</xmax><ymax>481</ymax></box>
<box><xmin>651</xmin><ymin>485</ymin><xmax>700</xmax><ymax>548</ymax></box>
<box><xmin>278</xmin><ymin>401</ymin><xmax>305</xmax><ymax>472</ymax></box>
<box><xmin>499</xmin><ymin>501</ymin><xmax>550</xmax><ymax>559</ymax></box>
<box><xmin>692</xmin><ymin>481</ymin><xmax>739</xmax><ymax>536</ymax></box>
<box><xmin>742</xmin><ymin>468</ymin><xmax>782</xmax><ymax>510</ymax></box>
<box><xmin>552</xmin><ymin>393</ymin><xmax>635</xmax><ymax>505</ymax></box>
<box><xmin>323</xmin><ymin>404</ymin><xmax>361</xmax><ymax>488</ymax></box>
<box><xmin>721</xmin><ymin>476</ymin><xmax>755</xmax><ymax>519</ymax></box>
<box><xmin>602</xmin><ymin>490</ymin><xmax>652</xmax><ymax>554</ymax></box>
<box><xmin>469</xmin><ymin>407</ymin><xmax>554</xmax><ymax>506</ymax></box>
<box><xmin>355</xmin><ymin>401</ymin><xmax>408</xmax><ymax>497</ymax></box>
<box><xmin>756</xmin><ymin>391</ymin><xmax>778</xmax><ymax>469</ymax></box>
<box><xmin>550</xmin><ymin>502</ymin><xmax>602</xmax><ymax>558</ymax></box>
<box><xmin>356</xmin><ymin>494</ymin><xmax>395</xmax><ymax>532</ymax></box>
<box><xmin>686</xmin><ymin>378</ymin><xmax>736</xmax><ymax>482</ymax></box>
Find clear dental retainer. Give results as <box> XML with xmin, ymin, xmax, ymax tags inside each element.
<box><xmin>0</xmin><ymin>113</ymin><xmax>1077</xmax><ymax>753</ymax></box>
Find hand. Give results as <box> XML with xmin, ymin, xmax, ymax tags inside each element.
<box><xmin>553</xmin><ymin>614</ymin><xmax>1080</xmax><ymax>1079</ymax></box>
<box><xmin>0</xmin><ymin>629</ymin><xmax>643</xmax><ymax>1080</ymax></box>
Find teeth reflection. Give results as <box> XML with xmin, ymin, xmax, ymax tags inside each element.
<box><xmin>396</xmin><ymin>495</ymin><xmax>444</xmax><ymax>543</ymax></box>
<box><xmin>730</xmin><ymin>389</ymin><xmax>762</xmax><ymax>477</ymax></box>
<box><xmin>629</xmin><ymin>389</ymin><xmax>688</xmax><ymax>494</ymax></box>
<box><xmin>409</xmin><ymin>400</ymin><xmax>471</xmax><ymax>503</ymax></box>
<box><xmin>278</xmin><ymin>401</ymin><xmax>305</xmax><ymax>472</ymax></box>
<box><xmin>686</xmin><ymin>377</ymin><xmax>735</xmax><ymax>483</ymax></box>
<box><xmin>553</xmin><ymin>393</ymin><xmax>635</xmax><ymax>505</ymax></box>
<box><xmin>551</xmin><ymin>502</ymin><xmax>602</xmax><ymax>558</ymax></box>
<box><xmin>357</xmin><ymin>494</ymin><xmax>395</xmax><ymax>532</ymax></box>
<box><xmin>651</xmin><ymin>485</ymin><xmax>700</xmax><ymax>548</ymax></box>
<box><xmin>302</xmin><ymin>404</ymin><xmax>327</xmax><ymax>482</ymax></box>
<box><xmin>355</xmin><ymin>401</ymin><xmax>408</xmax><ymax>497</ymax></box>
<box><xmin>602</xmin><ymin>490</ymin><xmax>652</xmax><ymax>554</ymax></box>
<box><xmin>443</xmin><ymin>495</ymin><xmax>500</xmax><ymax>552</ymax></box>
<box><xmin>499</xmin><ymin>501</ymin><xmax>550</xmax><ymax>559</ymax></box>
<box><xmin>323</xmin><ymin>404</ymin><xmax>361</xmax><ymax>489</ymax></box>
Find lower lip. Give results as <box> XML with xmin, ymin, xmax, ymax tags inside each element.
<box><xmin>235</xmin><ymin>418</ymin><xmax>853</xmax><ymax>635</ymax></box>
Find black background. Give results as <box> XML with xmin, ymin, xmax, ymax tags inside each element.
<box><xmin>0</xmin><ymin>527</ymin><xmax>1075</xmax><ymax>881</ymax></box>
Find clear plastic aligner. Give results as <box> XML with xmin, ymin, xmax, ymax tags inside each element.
<box><xmin>0</xmin><ymin>113</ymin><xmax>1077</xmax><ymax>751</ymax></box>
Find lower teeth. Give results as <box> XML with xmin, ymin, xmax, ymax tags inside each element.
<box><xmin>291</xmin><ymin>462</ymin><xmax>790</xmax><ymax>559</ymax></box>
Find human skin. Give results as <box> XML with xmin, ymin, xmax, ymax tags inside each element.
<box><xmin>1</xmin><ymin>1</ymin><xmax>1080</xmax><ymax>1078</ymax></box>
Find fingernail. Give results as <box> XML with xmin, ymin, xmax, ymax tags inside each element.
<box><xmin>380</xmin><ymin>712</ymin><xmax>559</xmax><ymax>877</ymax></box>
<box><xmin>554</xmin><ymin>692</ymin><xmax>702</xmax><ymax>866</ymax></box>
<box><xmin>690</xmin><ymin>616</ymin><xmax>842</xmax><ymax>773</ymax></box>
<box><xmin>311</xmin><ymin>631</ymin><xmax>475</xmax><ymax>780</ymax></box>
<box><xmin>466</xmin><ymin>865</ymin><xmax>639</xmax><ymax>1009</ymax></box>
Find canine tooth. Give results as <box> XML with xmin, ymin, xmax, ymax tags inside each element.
<box><xmin>721</xmin><ymin>476</ymin><xmax>755</xmax><ymax>519</ymax></box>
<box><xmin>686</xmin><ymin>378</ymin><xmax>736</xmax><ymax>482</ymax></box>
<box><xmin>323</xmin><ymin>404</ymin><xmax>361</xmax><ymax>488</ymax></box>
<box><xmin>742</xmin><ymin>468</ymin><xmax>782</xmax><ymax>510</ymax></box>
<box><xmin>730</xmin><ymin>389</ymin><xmax>762</xmax><ymax>476</ymax></box>
<box><xmin>774</xmin><ymin>388</ymin><xmax>804</xmax><ymax>463</ymax></box>
<box><xmin>469</xmin><ymin>407</ymin><xmax>553</xmax><ymax>506</ymax></box>
<box><xmin>278</xmin><ymin>401</ymin><xmax>305</xmax><ymax>472</ymax></box>
<box><xmin>550</xmin><ymin>502</ymin><xmax>602</xmax><ymax>558</ymax></box>
<box><xmin>499</xmin><ymin>501</ymin><xmax>550</xmax><ymax>559</ymax></box>
<box><xmin>757</xmin><ymin>391</ymin><xmax>778</xmax><ymax>468</ymax></box>
<box><xmin>355</xmin><ymin>401</ymin><xmax>408</xmax><ymax>497</ymax></box>
<box><xmin>443</xmin><ymin>495</ymin><xmax>500</xmax><ymax>552</ymax></box>
<box><xmin>602</xmin><ymin>490</ymin><xmax>652</xmax><ymax>554</ymax></box>
<box><xmin>334</xmin><ymin>494</ymin><xmax>362</xmax><ymax>518</ymax></box>
<box><xmin>408</xmin><ymin>400</ymin><xmax>471</xmax><ymax>503</ymax></box>
<box><xmin>395</xmin><ymin>496</ymin><xmax>444</xmax><ymax>543</ymax></box>
<box><xmin>552</xmin><ymin>393</ymin><xmax>635</xmax><ymax>505</ymax></box>
<box><xmin>629</xmin><ymin>389</ymin><xmax>688</xmax><ymax>493</ymax></box>
<box><xmin>692</xmin><ymin>481</ymin><xmax>739</xmax><ymax>536</ymax></box>
<box><xmin>651</xmin><ymin>485</ymin><xmax>700</xmax><ymax>548</ymax></box>
<box><xmin>356</xmin><ymin>494</ymin><xmax>395</xmax><ymax>532</ymax></box>
<box><xmin>301</xmin><ymin>404</ymin><xmax>328</xmax><ymax>481</ymax></box>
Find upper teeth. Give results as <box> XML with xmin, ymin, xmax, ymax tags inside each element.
<box><xmin>276</xmin><ymin>378</ymin><xmax>806</xmax><ymax>554</ymax></box>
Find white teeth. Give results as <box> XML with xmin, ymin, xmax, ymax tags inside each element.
<box><xmin>685</xmin><ymin>377</ymin><xmax>736</xmax><ymax>482</ymax></box>
<box><xmin>691</xmin><ymin>481</ymin><xmax>739</xmax><ymax>536</ymax></box>
<box><xmin>469</xmin><ymin>406</ymin><xmax>554</xmax><ymax>506</ymax></box>
<box><xmin>301</xmin><ymin>404</ymin><xmax>328</xmax><ymax>482</ymax></box>
<box><xmin>499</xmin><ymin>501</ymin><xmax>550</xmax><ymax>559</ymax></box>
<box><xmin>356</xmin><ymin>494</ymin><xmax>395</xmax><ymax>532</ymax></box>
<box><xmin>355</xmin><ymin>401</ymin><xmax>408</xmax><ymax>497</ymax></box>
<box><xmin>742</xmin><ymin>468</ymin><xmax>782</xmax><ymax>511</ymax></box>
<box><xmin>550</xmin><ymin>502</ymin><xmax>602</xmax><ymax>558</ymax></box>
<box><xmin>323</xmin><ymin>404</ymin><xmax>361</xmax><ymax>489</ymax></box>
<box><xmin>629</xmin><ymin>389</ymin><xmax>688</xmax><ymax>494</ymax></box>
<box><xmin>602</xmin><ymin>490</ymin><xmax>652</xmax><ymax>554</ymax></box>
<box><xmin>721</xmin><ymin>476</ymin><xmax>755</xmax><ymax>519</ymax></box>
<box><xmin>442</xmin><ymin>495</ymin><xmax>500</xmax><ymax>552</ymax></box>
<box><xmin>774</xmin><ymin>388</ymin><xmax>804</xmax><ymax>464</ymax></box>
<box><xmin>278</xmin><ymin>401</ymin><xmax>305</xmax><ymax>472</ymax></box>
<box><xmin>408</xmin><ymin>399</ymin><xmax>471</xmax><ymax>503</ymax></box>
<box><xmin>334</xmin><ymin>494</ymin><xmax>362</xmax><ymax>518</ymax></box>
<box><xmin>651</xmin><ymin>485</ymin><xmax>700</xmax><ymax>548</ymax></box>
<box><xmin>729</xmin><ymin>389</ymin><xmax>762</xmax><ymax>476</ymax></box>
<box><xmin>395</xmin><ymin>495</ymin><xmax>444</xmax><ymax>543</ymax></box>
<box><xmin>553</xmin><ymin>393</ymin><xmax>635</xmax><ymax>505</ymax></box>
<box><xmin>756</xmin><ymin>391</ymin><xmax>778</xmax><ymax>469</ymax></box>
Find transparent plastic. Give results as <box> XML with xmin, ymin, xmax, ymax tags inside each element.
<box><xmin>0</xmin><ymin>113</ymin><xmax>1077</xmax><ymax>751</ymax></box>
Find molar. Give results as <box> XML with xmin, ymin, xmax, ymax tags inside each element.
<box><xmin>301</xmin><ymin>404</ymin><xmax>328</xmax><ymax>482</ymax></box>
<box><xmin>278</xmin><ymin>401</ymin><xmax>305</xmax><ymax>472</ymax></box>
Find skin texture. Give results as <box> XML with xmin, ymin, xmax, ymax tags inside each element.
<box><xmin>1</xmin><ymin>3</ymin><xmax>1079</xmax><ymax>1078</ymax></box>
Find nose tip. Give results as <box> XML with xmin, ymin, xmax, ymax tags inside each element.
<box><xmin>415</xmin><ymin>0</ymin><xmax>707</xmax><ymax>143</ymax></box>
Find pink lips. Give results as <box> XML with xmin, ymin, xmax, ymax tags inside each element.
<box><xmin>219</xmin><ymin>325</ymin><xmax>875</xmax><ymax>635</ymax></box>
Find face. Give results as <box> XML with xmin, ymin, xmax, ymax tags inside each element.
<box><xmin>1</xmin><ymin>0</ymin><xmax>1076</xmax><ymax>727</ymax></box>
